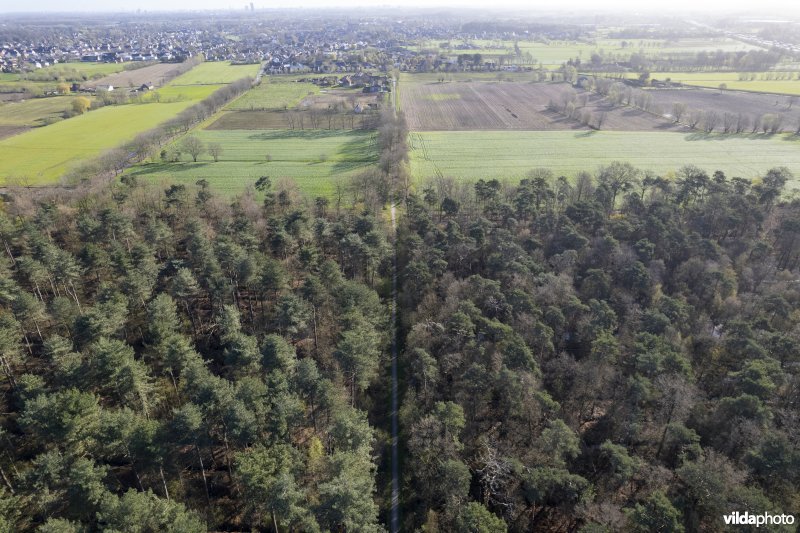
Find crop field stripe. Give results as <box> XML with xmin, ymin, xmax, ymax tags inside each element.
<box><xmin>0</xmin><ymin>101</ymin><xmax>196</xmax><ymax>185</ymax></box>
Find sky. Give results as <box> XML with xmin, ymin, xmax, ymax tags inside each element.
<box><xmin>0</xmin><ymin>0</ymin><xmax>798</xmax><ymax>14</ymax></box>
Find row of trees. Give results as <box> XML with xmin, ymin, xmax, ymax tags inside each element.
<box><xmin>62</xmin><ymin>77</ymin><xmax>252</xmax><ymax>184</ymax></box>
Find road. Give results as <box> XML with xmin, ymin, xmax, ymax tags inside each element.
<box><xmin>389</xmin><ymin>203</ymin><xmax>400</xmax><ymax>533</ymax></box>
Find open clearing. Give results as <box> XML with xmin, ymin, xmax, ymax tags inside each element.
<box><xmin>410</xmin><ymin>131</ymin><xmax>800</xmax><ymax>185</ymax></box>
<box><xmin>124</xmin><ymin>129</ymin><xmax>377</xmax><ymax>197</ymax></box>
<box><xmin>168</xmin><ymin>62</ymin><xmax>260</xmax><ymax>85</ymax></box>
<box><xmin>0</xmin><ymin>101</ymin><xmax>195</xmax><ymax>185</ymax></box>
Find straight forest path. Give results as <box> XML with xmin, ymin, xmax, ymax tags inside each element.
<box><xmin>389</xmin><ymin>203</ymin><xmax>399</xmax><ymax>533</ymax></box>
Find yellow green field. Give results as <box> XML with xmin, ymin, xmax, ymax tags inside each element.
<box><xmin>410</xmin><ymin>130</ymin><xmax>800</xmax><ymax>187</ymax></box>
<box><xmin>414</xmin><ymin>37</ymin><xmax>761</xmax><ymax>67</ymax></box>
<box><xmin>148</xmin><ymin>84</ymin><xmax>225</xmax><ymax>102</ymax></box>
<box><xmin>0</xmin><ymin>101</ymin><xmax>195</xmax><ymax>185</ymax></box>
<box><xmin>649</xmin><ymin>71</ymin><xmax>800</xmax><ymax>95</ymax></box>
<box><xmin>124</xmin><ymin>129</ymin><xmax>377</xmax><ymax>197</ymax></box>
<box><xmin>168</xmin><ymin>62</ymin><xmax>260</xmax><ymax>85</ymax></box>
<box><xmin>228</xmin><ymin>78</ymin><xmax>320</xmax><ymax>110</ymax></box>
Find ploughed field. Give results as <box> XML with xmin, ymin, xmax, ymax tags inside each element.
<box><xmin>400</xmin><ymin>79</ymin><xmax>681</xmax><ymax>131</ymax></box>
<box><xmin>400</xmin><ymin>76</ymin><xmax>800</xmax><ymax>133</ymax></box>
<box><xmin>85</xmin><ymin>62</ymin><xmax>188</xmax><ymax>89</ymax></box>
<box><xmin>643</xmin><ymin>87</ymin><xmax>800</xmax><ymax>130</ymax></box>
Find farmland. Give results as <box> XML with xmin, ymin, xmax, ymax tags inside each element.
<box><xmin>228</xmin><ymin>78</ymin><xmax>320</xmax><ymax>110</ymax></box>
<box><xmin>208</xmin><ymin>76</ymin><xmax>382</xmax><ymax>131</ymax></box>
<box><xmin>0</xmin><ymin>96</ymin><xmax>75</xmax><ymax>129</ymax></box>
<box><xmin>167</xmin><ymin>61</ymin><xmax>260</xmax><ymax>85</ymax></box>
<box><xmin>85</xmin><ymin>62</ymin><xmax>191</xmax><ymax>89</ymax></box>
<box><xmin>125</xmin><ymin>129</ymin><xmax>377</xmax><ymax>197</ymax></box>
<box><xmin>414</xmin><ymin>37</ymin><xmax>761</xmax><ymax>67</ymax></box>
<box><xmin>649</xmin><ymin>71</ymin><xmax>800</xmax><ymax>96</ymax></box>
<box><xmin>149</xmin><ymin>84</ymin><xmax>225</xmax><ymax>102</ymax></box>
<box><xmin>400</xmin><ymin>78</ymin><xmax>681</xmax><ymax>131</ymax></box>
<box><xmin>0</xmin><ymin>101</ymin><xmax>195</xmax><ymax>185</ymax></box>
<box><xmin>0</xmin><ymin>62</ymin><xmax>129</xmax><ymax>93</ymax></box>
<box><xmin>409</xmin><ymin>130</ymin><xmax>800</xmax><ymax>185</ymax></box>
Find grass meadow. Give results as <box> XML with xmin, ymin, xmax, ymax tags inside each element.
<box><xmin>411</xmin><ymin>38</ymin><xmax>760</xmax><ymax>67</ymax></box>
<box><xmin>649</xmin><ymin>72</ymin><xmax>800</xmax><ymax>96</ymax></box>
<box><xmin>409</xmin><ymin>130</ymin><xmax>800</xmax><ymax>186</ymax></box>
<box><xmin>0</xmin><ymin>96</ymin><xmax>76</xmax><ymax>127</ymax></box>
<box><xmin>124</xmin><ymin>129</ymin><xmax>377</xmax><ymax>197</ymax></box>
<box><xmin>228</xmin><ymin>78</ymin><xmax>320</xmax><ymax>110</ymax></box>
<box><xmin>168</xmin><ymin>62</ymin><xmax>261</xmax><ymax>85</ymax></box>
<box><xmin>0</xmin><ymin>101</ymin><xmax>195</xmax><ymax>185</ymax></box>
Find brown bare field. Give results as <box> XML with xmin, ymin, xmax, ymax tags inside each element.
<box><xmin>644</xmin><ymin>87</ymin><xmax>800</xmax><ymax>132</ymax></box>
<box><xmin>85</xmin><ymin>63</ymin><xmax>185</xmax><ymax>89</ymax></box>
<box><xmin>400</xmin><ymin>80</ymin><xmax>681</xmax><ymax>132</ymax></box>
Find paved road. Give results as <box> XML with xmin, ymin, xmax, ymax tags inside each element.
<box><xmin>389</xmin><ymin>203</ymin><xmax>400</xmax><ymax>533</ymax></box>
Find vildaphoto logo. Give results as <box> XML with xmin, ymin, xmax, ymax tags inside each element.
<box><xmin>722</xmin><ymin>511</ymin><xmax>795</xmax><ymax>527</ymax></box>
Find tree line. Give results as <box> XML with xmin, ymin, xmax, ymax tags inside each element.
<box><xmin>61</xmin><ymin>77</ymin><xmax>253</xmax><ymax>185</ymax></box>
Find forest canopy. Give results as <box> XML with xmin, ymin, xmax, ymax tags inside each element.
<box><xmin>0</xmin><ymin>161</ymin><xmax>798</xmax><ymax>531</ymax></box>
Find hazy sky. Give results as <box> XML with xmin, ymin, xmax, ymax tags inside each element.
<box><xmin>1</xmin><ymin>0</ymin><xmax>798</xmax><ymax>14</ymax></box>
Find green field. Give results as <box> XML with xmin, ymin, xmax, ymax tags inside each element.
<box><xmin>124</xmin><ymin>129</ymin><xmax>377</xmax><ymax>197</ymax></box>
<box><xmin>410</xmin><ymin>131</ymin><xmax>800</xmax><ymax>185</ymax></box>
<box><xmin>0</xmin><ymin>62</ymin><xmax>127</xmax><ymax>83</ymax></box>
<box><xmin>168</xmin><ymin>62</ymin><xmax>260</xmax><ymax>85</ymax></box>
<box><xmin>415</xmin><ymin>38</ymin><xmax>761</xmax><ymax>67</ymax></box>
<box><xmin>0</xmin><ymin>96</ymin><xmax>76</xmax><ymax>127</ymax></box>
<box><xmin>149</xmin><ymin>84</ymin><xmax>225</xmax><ymax>102</ymax></box>
<box><xmin>0</xmin><ymin>101</ymin><xmax>195</xmax><ymax>185</ymax></box>
<box><xmin>228</xmin><ymin>79</ymin><xmax>320</xmax><ymax>110</ymax></box>
<box><xmin>649</xmin><ymin>71</ymin><xmax>800</xmax><ymax>96</ymax></box>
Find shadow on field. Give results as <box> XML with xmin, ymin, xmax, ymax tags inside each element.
<box><xmin>330</xmin><ymin>135</ymin><xmax>379</xmax><ymax>174</ymax></box>
<box><xmin>247</xmin><ymin>129</ymin><xmax>373</xmax><ymax>141</ymax></box>
<box><xmin>128</xmin><ymin>162</ymin><xmax>212</xmax><ymax>176</ymax></box>
<box><xmin>684</xmin><ymin>132</ymin><xmax>784</xmax><ymax>141</ymax></box>
<box><xmin>575</xmin><ymin>130</ymin><xmax>597</xmax><ymax>138</ymax></box>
